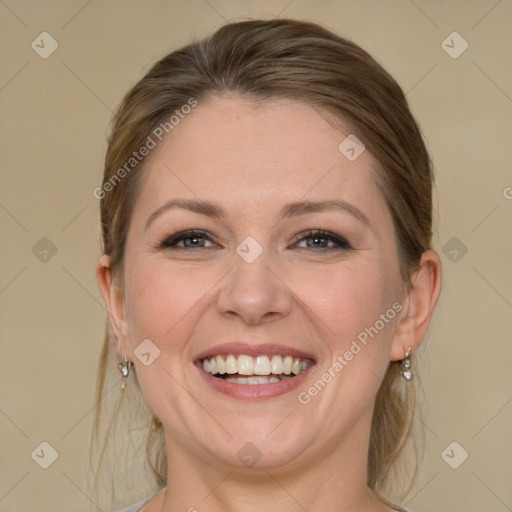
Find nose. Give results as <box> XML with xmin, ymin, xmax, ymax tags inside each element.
<box><xmin>216</xmin><ymin>250</ymin><xmax>293</xmax><ymax>326</ymax></box>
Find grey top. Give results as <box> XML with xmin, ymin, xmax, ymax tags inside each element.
<box><xmin>115</xmin><ymin>490</ymin><xmax>161</xmax><ymax>512</ymax></box>
<box><xmin>379</xmin><ymin>494</ymin><xmax>409</xmax><ymax>511</ymax></box>
<box><xmin>116</xmin><ymin>490</ymin><xmax>408</xmax><ymax>512</ymax></box>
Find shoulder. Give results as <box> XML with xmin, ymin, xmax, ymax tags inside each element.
<box><xmin>113</xmin><ymin>493</ymin><xmax>155</xmax><ymax>512</ymax></box>
<box><xmin>375</xmin><ymin>492</ymin><xmax>409</xmax><ymax>512</ymax></box>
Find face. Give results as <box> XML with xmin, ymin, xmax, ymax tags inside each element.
<box><xmin>114</xmin><ymin>96</ymin><xmax>406</xmax><ymax>471</ymax></box>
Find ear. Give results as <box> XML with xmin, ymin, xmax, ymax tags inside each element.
<box><xmin>96</xmin><ymin>254</ymin><xmax>132</xmax><ymax>359</ymax></box>
<box><xmin>390</xmin><ymin>249</ymin><xmax>442</xmax><ymax>361</ymax></box>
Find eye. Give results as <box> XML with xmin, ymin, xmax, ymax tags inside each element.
<box><xmin>158</xmin><ymin>230</ymin><xmax>217</xmax><ymax>249</ymax></box>
<box><xmin>292</xmin><ymin>230</ymin><xmax>352</xmax><ymax>250</ymax></box>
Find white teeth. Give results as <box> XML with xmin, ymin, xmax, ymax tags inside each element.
<box><xmin>283</xmin><ymin>356</ymin><xmax>293</xmax><ymax>375</ymax></box>
<box><xmin>225</xmin><ymin>354</ymin><xmax>237</xmax><ymax>374</ymax></box>
<box><xmin>270</xmin><ymin>355</ymin><xmax>283</xmax><ymax>374</ymax></box>
<box><xmin>227</xmin><ymin>376</ymin><xmax>248</xmax><ymax>384</ymax></box>
<box><xmin>254</xmin><ymin>356</ymin><xmax>271</xmax><ymax>375</ymax></box>
<box><xmin>201</xmin><ymin>354</ymin><xmax>312</xmax><ymax>378</ymax></box>
<box><xmin>209</xmin><ymin>356</ymin><xmax>218</xmax><ymax>374</ymax></box>
<box><xmin>216</xmin><ymin>355</ymin><xmax>226</xmax><ymax>374</ymax></box>
<box><xmin>238</xmin><ymin>355</ymin><xmax>254</xmax><ymax>375</ymax></box>
<box><xmin>291</xmin><ymin>358</ymin><xmax>302</xmax><ymax>375</ymax></box>
<box><xmin>224</xmin><ymin>375</ymin><xmax>293</xmax><ymax>385</ymax></box>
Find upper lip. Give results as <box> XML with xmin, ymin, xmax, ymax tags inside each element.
<box><xmin>194</xmin><ymin>342</ymin><xmax>316</xmax><ymax>362</ymax></box>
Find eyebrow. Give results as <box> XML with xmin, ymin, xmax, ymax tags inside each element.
<box><xmin>144</xmin><ymin>198</ymin><xmax>371</xmax><ymax>231</ymax></box>
<box><xmin>280</xmin><ymin>200</ymin><xmax>371</xmax><ymax>227</ymax></box>
<box><xmin>145</xmin><ymin>199</ymin><xmax>224</xmax><ymax>231</ymax></box>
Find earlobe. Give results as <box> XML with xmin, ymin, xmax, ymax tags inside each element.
<box><xmin>96</xmin><ymin>254</ymin><xmax>131</xmax><ymax>357</ymax></box>
<box><xmin>390</xmin><ymin>249</ymin><xmax>442</xmax><ymax>361</ymax></box>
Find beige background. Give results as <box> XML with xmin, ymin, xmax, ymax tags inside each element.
<box><xmin>1</xmin><ymin>1</ymin><xmax>511</xmax><ymax>511</ymax></box>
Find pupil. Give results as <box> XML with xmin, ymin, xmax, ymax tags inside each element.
<box><xmin>185</xmin><ymin>237</ymin><xmax>203</xmax><ymax>247</ymax></box>
<box><xmin>308</xmin><ymin>237</ymin><xmax>327</xmax><ymax>248</ymax></box>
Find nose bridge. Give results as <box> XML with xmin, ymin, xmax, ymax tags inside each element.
<box><xmin>216</xmin><ymin>244</ymin><xmax>291</xmax><ymax>324</ymax></box>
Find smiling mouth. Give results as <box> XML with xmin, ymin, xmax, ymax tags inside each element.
<box><xmin>201</xmin><ymin>354</ymin><xmax>313</xmax><ymax>384</ymax></box>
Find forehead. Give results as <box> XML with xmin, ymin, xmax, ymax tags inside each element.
<box><xmin>133</xmin><ymin>96</ymin><xmax>389</xmax><ymax>223</ymax></box>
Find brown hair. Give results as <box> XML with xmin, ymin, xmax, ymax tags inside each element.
<box><xmin>92</xmin><ymin>18</ymin><xmax>433</xmax><ymax>501</ymax></box>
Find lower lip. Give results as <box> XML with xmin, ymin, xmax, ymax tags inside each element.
<box><xmin>194</xmin><ymin>361</ymin><xmax>315</xmax><ymax>400</ymax></box>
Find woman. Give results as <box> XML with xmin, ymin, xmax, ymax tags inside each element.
<box><xmin>94</xmin><ymin>18</ymin><xmax>442</xmax><ymax>512</ymax></box>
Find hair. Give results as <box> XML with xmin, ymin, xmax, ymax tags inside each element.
<box><xmin>91</xmin><ymin>18</ymin><xmax>434</xmax><ymax>503</ymax></box>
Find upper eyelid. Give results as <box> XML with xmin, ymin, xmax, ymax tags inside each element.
<box><xmin>159</xmin><ymin>229</ymin><xmax>350</xmax><ymax>249</ymax></box>
<box><xmin>292</xmin><ymin>229</ymin><xmax>346</xmax><ymax>240</ymax></box>
<box><xmin>159</xmin><ymin>229</ymin><xmax>217</xmax><ymax>246</ymax></box>
<box><xmin>292</xmin><ymin>231</ymin><xmax>352</xmax><ymax>248</ymax></box>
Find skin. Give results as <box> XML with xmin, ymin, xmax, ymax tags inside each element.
<box><xmin>97</xmin><ymin>96</ymin><xmax>441</xmax><ymax>512</ymax></box>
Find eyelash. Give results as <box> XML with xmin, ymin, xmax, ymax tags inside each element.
<box><xmin>157</xmin><ymin>230</ymin><xmax>216</xmax><ymax>250</ymax></box>
<box><xmin>292</xmin><ymin>230</ymin><xmax>352</xmax><ymax>251</ymax></box>
<box><xmin>157</xmin><ymin>229</ymin><xmax>352</xmax><ymax>251</ymax></box>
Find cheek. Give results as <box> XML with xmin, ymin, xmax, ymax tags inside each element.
<box><xmin>123</xmin><ymin>259</ymin><xmax>218</xmax><ymax>345</ymax></box>
<box><xmin>299</xmin><ymin>264</ymin><xmax>400</xmax><ymax>405</ymax></box>
<box><xmin>291</xmin><ymin>259</ymin><xmax>398</xmax><ymax>363</ymax></box>
<box><xmin>122</xmin><ymin>260</ymin><xmax>217</xmax><ymax>419</ymax></box>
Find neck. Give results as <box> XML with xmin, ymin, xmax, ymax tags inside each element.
<box><xmin>158</xmin><ymin>410</ymin><xmax>389</xmax><ymax>512</ymax></box>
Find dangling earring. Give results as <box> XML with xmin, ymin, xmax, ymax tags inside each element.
<box><xmin>118</xmin><ymin>354</ymin><xmax>134</xmax><ymax>389</ymax></box>
<box><xmin>400</xmin><ymin>347</ymin><xmax>413</xmax><ymax>381</ymax></box>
